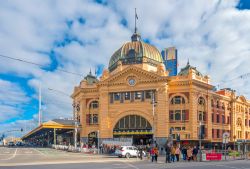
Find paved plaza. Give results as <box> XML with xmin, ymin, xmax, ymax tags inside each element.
<box><xmin>1</xmin><ymin>147</ymin><xmax>250</xmax><ymax>169</ymax></box>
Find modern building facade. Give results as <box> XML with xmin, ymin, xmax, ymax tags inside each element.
<box><xmin>161</xmin><ymin>47</ymin><xmax>178</xmax><ymax>76</ymax></box>
<box><xmin>71</xmin><ymin>31</ymin><xmax>250</xmax><ymax>149</ymax></box>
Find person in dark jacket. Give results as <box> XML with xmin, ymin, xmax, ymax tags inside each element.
<box><xmin>192</xmin><ymin>146</ymin><xmax>198</xmax><ymax>161</ymax></box>
<box><xmin>182</xmin><ymin>146</ymin><xmax>187</xmax><ymax>161</ymax></box>
<box><xmin>165</xmin><ymin>144</ymin><xmax>171</xmax><ymax>163</ymax></box>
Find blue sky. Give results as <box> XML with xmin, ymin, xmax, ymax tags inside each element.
<box><xmin>0</xmin><ymin>0</ymin><xmax>250</xmax><ymax>137</ymax></box>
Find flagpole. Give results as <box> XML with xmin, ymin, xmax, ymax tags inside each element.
<box><xmin>134</xmin><ymin>8</ymin><xmax>137</xmax><ymax>33</ymax></box>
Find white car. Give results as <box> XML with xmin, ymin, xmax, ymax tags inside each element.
<box><xmin>115</xmin><ymin>146</ymin><xmax>145</xmax><ymax>158</ymax></box>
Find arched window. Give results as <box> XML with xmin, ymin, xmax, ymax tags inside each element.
<box><xmin>216</xmin><ymin>100</ymin><xmax>220</xmax><ymax>108</ymax></box>
<box><xmin>114</xmin><ymin>115</ymin><xmax>152</xmax><ymax>131</ymax></box>
<box><xmin>198</xmin><ymin>97</ymin><xmax>205</xmax><ymax>105</ymax></box>
<box><xmin>89</xmin><ymin>101</ymin><xmax>99</xmax><ymax>109</ymax></box>
<box><xmin>171</xmin><ymin>96</ymin><xmax>185</xmax><ymax>104</ymax></box>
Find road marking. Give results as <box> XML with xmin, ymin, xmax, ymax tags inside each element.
<box><xmin>32</xmin><ymin>148</ymin><xmax>47</xmax><ymax>157</ymax></box>
<box><xmin>123</xmin><ymin>162</ymin><xmax>139</xmax><ymax>169</ymax></box>
<box><xmin>0</xmin><ymin>148</ymin><xmax>17</xmax><ymax>161</ymax></box>
<box><xmin>216</xmin><ymin>164</ymin><xmax>250</xmax><ymax>169</ymax></box>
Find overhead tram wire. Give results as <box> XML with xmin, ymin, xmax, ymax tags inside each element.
<box><xmin>215</xmin><ymin>72</ymin><xmax>250</xmax><ymax>88</ymax></box>
<box><xmin>0</xmin><ymin>54</ymin><xmax>84</xmax><ymax>77</ymax></box>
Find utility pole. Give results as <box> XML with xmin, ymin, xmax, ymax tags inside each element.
<box><xmin>199</xmin><ymin>121</ymin><xmax>202</xmax><ymax>162</ymax></box>
<box><xmin>74</xmin><ymin>121</ymin><xmax>78</xmax><ymax>150</ymax></box>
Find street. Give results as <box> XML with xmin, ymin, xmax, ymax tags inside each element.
<box><xmin>1</xmin><ymin>147</ymin><xmax>250</xmax><ymax>169</ymax></box>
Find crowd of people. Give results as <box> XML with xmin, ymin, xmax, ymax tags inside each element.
<box><xmin>146</xmin><ymin>144</ymin><xmax>200</xmax><ymax>163</ymax></box>
<box><xmin>81</xmin><ymin>141</ymin><xmax>202</xmax><ymax>163</ymax></box>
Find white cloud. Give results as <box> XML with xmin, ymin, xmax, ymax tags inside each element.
<box><xmin>0</xmin><ymin>80</ymin><xmax>30</xmax><ymax>122</ymax></box>
<box><xmin>0</xmin><ymin>0</ymin><xmax>250</xmax><ymax>136</ymax></box>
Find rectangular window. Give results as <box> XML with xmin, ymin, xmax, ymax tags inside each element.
<box><xmin>222</xmin><ymin>115</ymin><xmax>225</xmax><ymax>124</ymax></box>
<box><xmin>217</xmin><ymin>129</ymin><xmax>220</xmax><ymax>138</ymax></box>
<box><xmin>198</xmin><ymin>111</ymin><xmax>203</xmax><ymax>121</ymax></box>
<box><xmin>175</xmin><ymin>110</ymin><xmax>181</xmax><ymax>120</ymax></box>
<box><xmin>124</xmin><ymin>92</ymin><xmax>130</xmax><ymax>100</ymax></box>
<box><xmin>212</xmin><ymin>113</ymin><xmax>214</xmax><ymax>122</ymax></box>
<box><xmin>249</xmin><ymin>120</ymin><xmax>250</xmax><ymax>126</ymax></box>
<box><xmin>227</xmin><ymin>116</ymin><xmax>230</xmax><ymax>124</ymax></box>
<box><xmin>145</xmin><ymin>91</ymin><xmax>152</xmax><ymax>99</ymax></box>
<box><xmin>216</xmin><ymin>114</ymin><xmax>220</xmax><ymax>123</ymax></box>
<box><xmin>92</xmin><ymin>114</ymin><xmax>98</xmax><ymax>124</ymax></box>
<box><xmin>245</xmin><ymin>119</ymin><xmax>247</xmax><ymax>126</ymax></box>
<box><xmin>114</xmin><ymin>93</ymin><xmax>120</xmax><ymax>101</ymax></box>
<box><xmin>135</xmin><ymin>91</ymin><xmax>142</xmax><ymax>100</ymax></box>
<box><xmin>212</xmin><ymin>129</ymin><xmax>214</xmax><ymax>138</ymax></box>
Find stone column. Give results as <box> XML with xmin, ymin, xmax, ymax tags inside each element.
<box><xmin>189</xmin><ymin>91</ymin><xmax>198</xmax><ymax>140</ymax></box>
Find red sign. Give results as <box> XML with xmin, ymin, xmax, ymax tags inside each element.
<box><xmin>206</xmin><ymin>153</ymin><xmax>222</xmax><ymax>161</ymax></box>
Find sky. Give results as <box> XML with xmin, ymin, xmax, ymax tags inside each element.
<box><xmin>0</xmin><ymin>0</ymin><xmax>250</xmax><ymax>138</ymax></box>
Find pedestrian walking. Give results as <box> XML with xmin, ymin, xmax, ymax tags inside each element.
<box><xmin>171</xmin><ymin>146</ymin><xmax>176</xmax><ymax>162</ymax></box>
<box><xmin>175</xmin><ymin>146</ymin><xmax>180</xmax><ymax>162</ymax></box>
<box><xmin>154</xmin><ymin>147</ymin><xmax>159</xmax><ymax>162</ymax></box>
<box><xmin>192</xmin><ymin>146</ymin><xmax>198</xmax><ymax>161</ymax></box>
<box><xmin>165</xmin><ymin>144</ymin><xmax>171</xmax><ymax>163</ymax></box>
<box><xmin>182</xmin><ymin>146</ymin><xmax>187</xmax><ymax>161</ymax></box>
<box><xmin>150</xmin><ymin>147</ymin><xmax>156</xmax><ymax>162</ymax></box>
<box><xmin>187</xmin><ymin>147</ymin><xmax>192</xmax><ymax>162</ymax></box>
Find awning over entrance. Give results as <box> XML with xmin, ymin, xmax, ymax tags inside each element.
<box><xmin>21</xmin><ymin>119</ymin><xmax>79</xmax><ymax>146</ymax></box>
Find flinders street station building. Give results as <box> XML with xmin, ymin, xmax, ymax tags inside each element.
<box><xmin>71</xmin><ymin>30</ymin><xmax>250</xmax><ymax>149</ymax></box>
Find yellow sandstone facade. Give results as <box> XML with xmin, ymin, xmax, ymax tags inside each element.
<box><xmin>71</xmin><ymin>32</ymin><xmax>250</xmax><ymax>148</ymax></box>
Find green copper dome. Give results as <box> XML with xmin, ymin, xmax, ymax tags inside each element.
<box><xmin>108</xmin><ymin>38</ymin><xmax>163</xmax><ymax>72</ymax></box>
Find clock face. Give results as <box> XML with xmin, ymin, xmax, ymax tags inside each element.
<box><xmin>128</xmin><ymin>78</ymin><xmax>136</xmax><ymax>86</ymax></box>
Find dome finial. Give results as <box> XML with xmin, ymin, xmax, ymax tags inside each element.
<box><xmin>187</xmin><ymin>58</ymin><xmax>190</xmax><ymax>65</ymax></box>
<box><xmin>131</xmin><ymin>8</ymin><xmax>141</xmax><ymax>42</ymax></box>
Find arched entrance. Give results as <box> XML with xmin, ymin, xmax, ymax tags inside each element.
<box><xmin>113</xmin><ymin>115</ymin><xmax>153</xmax><ymax>145</ymax></box>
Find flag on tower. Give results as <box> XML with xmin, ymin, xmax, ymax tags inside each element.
<box><xmin>135</xmin><ymin>8</ymin><xmax>138</xmax><ymax>19</ymax></box>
